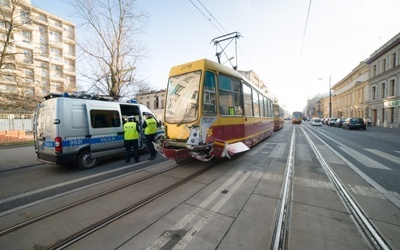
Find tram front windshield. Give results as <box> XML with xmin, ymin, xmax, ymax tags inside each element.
<box><xmin>165</xmin><ymin>71</ymin><xmax>201</xmax><ymax>124</ymax></box>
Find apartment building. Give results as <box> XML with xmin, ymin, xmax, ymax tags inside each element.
<box><xmin>366</xmin><ymin>32</ymin><xmax>400</xmax><ymax>128</ymax></box>
<box><xmin>0</xmin><ymin>0</ymin><xmax>76</xmax><ymax>109</ymax></box>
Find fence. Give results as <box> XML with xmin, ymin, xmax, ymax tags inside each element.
<box><xmin>0</xmin><ymin>111</ymin><xmax>34</xmax><ymax>143</ymax></box>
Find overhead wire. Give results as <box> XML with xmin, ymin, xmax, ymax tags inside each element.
<box><xmin>188</xmin><ymin>0</ymin><xmax>226</xmax><ymax>34</ymax></box>
<box><xmin>298</xmin><ymin>0</ymin><xmax>312</xmax><ymax>67</ymax></box>
<box><xmin>188</xmin><ymin>0</ymin><xmax>255</xmax><ymax>69</ymax></box>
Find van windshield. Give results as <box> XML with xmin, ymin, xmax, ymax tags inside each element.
<box><xmin>165</xmin><ymin>71</ymin><xmax>201</xmax><ymax>123</ymax></box>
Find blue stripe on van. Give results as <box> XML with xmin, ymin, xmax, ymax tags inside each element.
<box><xmin>42</xmin><ymin>135</ymin><xmax>124</xmax><ymax>149</ymax></box>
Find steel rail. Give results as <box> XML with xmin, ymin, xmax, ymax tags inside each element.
<box><xmin>47</xmin><ymin>163</ymin><xmax>215</xmax><ymax>250</ymax></box>
<box><xmin>301</xmin><ymin>125</ymin><xmax>391</xmax><ymax>250</ymax></box>
<box><xmin>0</xmin><ymin>160</ymin><xmax>192</xmax><ymax>237</ymax></box>
<box><xmin>271</xmin><ymin>126</ymin><xmax>295</xmax><ymax>250</ymax></box>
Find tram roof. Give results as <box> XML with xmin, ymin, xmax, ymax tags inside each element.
<box><xmin>170</xmin><ymin>58</ymin><xmax>266</xmax><ymax>93</ymax></box>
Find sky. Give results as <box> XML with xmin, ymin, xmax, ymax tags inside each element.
<box><xmin>31</xmin><ymin>0</ymin><xmax>400</xmax><ymax>113</ymax></box>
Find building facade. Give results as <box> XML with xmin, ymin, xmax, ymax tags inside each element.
<box><xmin>0</xmin><ymin>0</ymin><xmax>76</xmax><ymax>109</ymax></box>
<box><xmin>136</xmin><ymin>90</ymin><xmax>166</xmax><ymax>121</ymax></box>
<box><xmin>366</xmin><ymin>33</ymin><xmax>400</xmax><ymax>128</ymax></box>
<box><xmin>331</xmin><ymin>62</ymin><xmax>369</xmax><ymax>119</ymax></box>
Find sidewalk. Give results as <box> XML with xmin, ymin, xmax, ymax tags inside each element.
<box><xmin>367</xmin><ymin>125</ymin><xmax>400</xmax><ymax>132</ymax></box>
<box><xmin>0</xmin><ymin>145</ymin><xmax>38</xmax><ymax>171</ymax></box>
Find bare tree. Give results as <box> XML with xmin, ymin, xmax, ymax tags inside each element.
<box><xmin>70</xmin><ymin>0</ymin><xmax>148</xmax><ymax>100</ymax></box>
<box><xmin>0</xmin><ymin>0</ymin><xmax>40</xmax><ymax>111</ymax></box>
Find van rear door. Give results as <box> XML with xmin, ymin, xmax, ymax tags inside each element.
<box><xmin>85</xmin><ymin>102</ymin><xmax>125</xmax><ymax>158</ymax></box>
<box><xmin>34</xmin><ymin>99</ymin><xmax>57</xmax><ymax>158</ymax></box>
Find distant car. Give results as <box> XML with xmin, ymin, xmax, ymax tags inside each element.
<box><xmin>334</xmin><ymin>118</ymin><xmax>346</xmax><ymax>128</ymax></box>
<box><xmin>310</xmin><ymin>118</ymin><xmax>322</xmax><ymax>126</ymax></box>
<box><xmin>342</xmin><ymin>118</ymin><xmax>366</xmax><ymax>130</ymax></box>
<box><xmin>328</xmin><ymin>117</ymin><xmax>337</xmax><ymax>126</ymax></box>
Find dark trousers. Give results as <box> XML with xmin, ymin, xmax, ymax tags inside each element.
<box><xmin>145</xmin><ymin>134</ymin><xmax>156</xmax><ymax>158</ymax></box>
<box><xmin>125</xmin><ymin>139</ymin><xmax>139</xmax><ymax>162</ymax></box>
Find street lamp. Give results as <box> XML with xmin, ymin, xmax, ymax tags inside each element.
<box><xmin>329</xmin><ymin>76</ymin><xmax>332</xmax><ymax>118</ymax></box>
<box><xmin>318</xmin><ymin>76</ymin><xmax>332</xmax><ymax>118</ymax></box>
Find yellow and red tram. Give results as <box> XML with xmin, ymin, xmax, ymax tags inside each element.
<box><xmin>157</xmin><ymin>59</ymin><xmax>274</xmax><ymax>161</ymax></box>
<box><xmin>273</xmin><ymin>103</ymin><xmax>285</xmax><ymax>131</ymax></box>
<box><xmin>292</xmin><ymin>111</ymin><xmax>303</xmax><ymax>124</ymax></box>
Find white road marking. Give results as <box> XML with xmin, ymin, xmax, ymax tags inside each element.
<box><xmin>147</xmin><ymin>170</ymin><xmax>250</xmax><ymax>250</ymax></box>
<box><xmin>262</xmin><ymin>173</ymin><xmax>283</xmax><ymax>182</ymax></box>
<box><xmin>338</xmin><ymin>146</ymin><xmax>391</xmax><ymax>170</ymax></box>
<box><xmin>293</xmin><ymin>177</ymin><xmax>335</xmax><ymax>190</ymax></box>
<box><xmin>364</xmin><ymin>148</ymin><xmax>400</xmax><ymax>164</ymax></box>
<box><xmin>173</xmin><ymin>172</ymin><xmax>252</xmax><ymax>249</ymax></box>
<box><xmin>348</xmin><ymin>185</ymin><xmax>400</xmax><ymax>200</ymax></box>
<box><xmin>269</xmin><ymin>143</ymin><xmax>286</xmax><ymax>158</ymax></box>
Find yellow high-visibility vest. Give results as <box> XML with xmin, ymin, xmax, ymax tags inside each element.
<box><xmin>144</xmin><ymin>118</ymin><xmax>157</xmax><ymax>135</ymax></box>
<box><xmin>124</xmin><ymin>121</ymin><xmax>139</xmax><ymax>140</ymax></box>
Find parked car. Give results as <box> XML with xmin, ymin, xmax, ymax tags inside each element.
<box><xmin>334</xmin><ymin>118</ymin><xmax>346</xmax><ymax>128</ymax></box>
<box><xmin>310</xmin><ymin>118</ymin><xmax>322</xmax><ymax>126</ymax></box>
<box><xmin>328</xmin><ymin>117</ymin><xmax>338</xmax><ymax>126</ymax></box>
<box><xmin>342</xmin><ymin>118</ymin><xmax>366</xmax><ymax>130</ymax></box>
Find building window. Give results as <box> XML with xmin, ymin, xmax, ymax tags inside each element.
<box><xmin>51</xmin><ymin>64</ymin><xmax>63</xmax><ymax>78</ymax></box>
<box><xmin>372</xmin><ymin>86</ymin><xmax>376</xmax><ymax>100</ymax></box>
<box><xmin>393</xmin><ymin>53</ymin><xmax>397</xmax><ymax>68</ymax></box>
<box><xmin>0</xmin><ymin>0</ymin><xmax>10</xmax><ymax>6</ymax></box>
<box><xmin>25</xmin><ymin>69</ymin><xmax>34</xmax><ymax>84</ymax></box>
<box><xmin>50</xmin><ymin>47</ymin><xmax>62</xmax><ymax>61</ymax></box>
<box><xmin>22</xmin><ymin>30</ymin><xmax>32</xmax><ymax>44</ymax></box>
<box><xmin>390</xmin><ymin>79</ymin><xmax>395</xmax><ymax>96</ymax></box>
<box><xmin>20</xmin><ymin>9</ymin><xmax>30</xmax><ymax>24</ymax></box>
<box><xmin>23</xmin><ymin>49</ymin><xmax>33</xmax><ymax>64</ymax></box>
<box><xmin>39</xmin><ymin>14</ymin><xmax>47</xmax><ymax>22</ymax></box>
<box><xmin>381</xmin><ymin>108</ymin><xmax>385</xmax><ymax>123</ymax></box>
<box><xmin>373</xmin><ymin>65</ymin><xmax>377</xmax><ymax>77</ymax></box>
<box><xmin>381</xmin><ymin>82</ymin><xmax>385</xmax><ymax>98</ymax></box>
<box><xmin>49</xmin><ymin>31</ymin><xmax>62</xmax><ymax>44</ymax></box>
<box><xmin>389</xmin><ymin>108</ymin><xmax>394</xmax><ymax>124</ymax></box>
<box><xmin>383</xmin><ymin>59</ymin><xmax>387</xmax><ymax>72</ymax></box>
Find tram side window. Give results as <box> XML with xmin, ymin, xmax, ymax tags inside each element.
<box><xmin>217</xmin><ymin>74</ymin><xmax>243</xmax><ymax>116</ymax></box>
<box><xmin>243</xmin><ymin>83</ymin><xmax>253</xmax><ymax>116</ymax></box>
<box><xmin>90</xmin><ymin>110</ymin><xmax>121</xmax><ymax>128</ymax></box>
<box><xmin>253</xmin><ymin>91</ymin><xmax>260</xmax><ymax>117</ymax></box>
<box><xmin>203</xmin><ymin>71</ymin><xmax>216</xmax><ymax>115</ymax></box>
<box><xmin>261</xmin><ymin>96</ymin><xmax>266</xmax><ymax>117</ymax></box>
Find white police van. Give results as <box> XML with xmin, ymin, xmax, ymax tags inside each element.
<box><xmin>33</xmin><ymin>92</ymin><xmax>164</xmax><ymax>169</ymax></box>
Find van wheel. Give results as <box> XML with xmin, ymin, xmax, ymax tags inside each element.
<box><xmin>77</xmin><ymin>149</ymin><xmax>98</xmax><ymax>169</ymax></box>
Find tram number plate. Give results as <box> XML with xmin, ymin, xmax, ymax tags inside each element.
<box><xmin>180</xmin><ymin>64</ymin><xmax>192</xmax><ymax>70</ymax></box>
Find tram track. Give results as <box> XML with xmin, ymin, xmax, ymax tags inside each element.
<box><xmin>301</xmin><ymin>125</ymin><xmax>391</xmax><ymax>250</ymax></box>
<box><xmin>0</xmin><ymin>158</ymin><xmax>217</xmax><ymax>249</ymax></box>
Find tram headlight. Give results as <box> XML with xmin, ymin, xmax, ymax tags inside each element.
<box><xmin>187</xmin><ymin>127</ymin><xmax>200</xmax><ymax>146</ymax></box>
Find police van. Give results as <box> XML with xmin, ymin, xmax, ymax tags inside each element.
<box><xmin>33</xmin><ymin>92</ymin><xmax>164</xmax><ymax>169</ymax></box>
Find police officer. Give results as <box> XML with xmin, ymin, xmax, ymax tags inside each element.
<box><xmin>123</xmin><ymin>116</ymin><xmax>140</xmax><ymax>163</ymax></box>
<box><xmin>142</xmin><ymin>112</ymin><xmax>157</xmax><ymax>160</ymax></box>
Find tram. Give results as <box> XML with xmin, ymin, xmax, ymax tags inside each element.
<box><xmin>292</xmin><ymin>111</ymin><xmax>303</xmax><ymax>124</ymax></box>
<box><xmin>273</xmin><ymin>103</ymin><xmax>285</xmax><ymax>131</ymax></box>
<box><xmin>157</xmin><ymin>59</ymin><xmax>274</xmax><ymax>161</ymax></box>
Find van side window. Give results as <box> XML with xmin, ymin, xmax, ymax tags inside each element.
<box><xmin>90</xmin><ymin>110</ymin><xmax>120</xmax><ymax>128</ymax></box>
